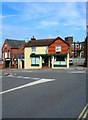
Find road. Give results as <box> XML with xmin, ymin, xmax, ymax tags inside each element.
<box><xmin>1</xmin><ymin>68</ymin><xmax>87</xmax><ymax>118</ymax></box>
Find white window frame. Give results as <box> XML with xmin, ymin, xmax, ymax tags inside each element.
<box><xmin>75</xmin><ymin>44</ymin><xmax>79</xmax><ymax>48</ymax></box>
<box><xmin>5</xmin><ymin>52</ymin><xmax>7</xmax><ymax>58</ymax></box>
<box><xmin>72</xmin><ymin>52</ymin><xmax>74</xmax><ymax>56</ymax></box>
<box><xmin>72</xmin><ymin>44</ymin><xmax>74</xmax><ymax>48</ymax></box>
<box><xmin>5</xmin><ymin>44</ymin><xmax>7</xmax><ymax>47</ymax></box>
<box><xmin>56</xmin><ymin>45</ymin><xmax>61</xmax><ymax>52</ymax></box>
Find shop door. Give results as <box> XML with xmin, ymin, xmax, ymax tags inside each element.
<box><xmin>42</xmin><ymin>57</ymin><xmax>48</xmax><ymax>67</ymax></box>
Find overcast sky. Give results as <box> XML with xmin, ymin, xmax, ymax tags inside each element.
<box><xmin>0</xmin><ymin>2</ymin><xmax>87</xmax><ymax>56</ymax></box>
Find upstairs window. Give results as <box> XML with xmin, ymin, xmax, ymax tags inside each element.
<box><xmin>32</xmin><ymin>47</ymin><xmax>36</xmax><ymax>53</ymax></box>
<box><xmin>72</xmin><ymin>44</ymin><xmax>74</xmax><ymax>48</ymax></box>
<box><xmin>5</xmin><ymin>44</ymin><xmax>7</xmax><ymax>47</ymax></box>
<box><xmin>56</xmin><ymin>45</ymin><xmax>61</xmax><ymax>52</ymax></box>
<box><xmin>5</xmin><ymin>52</ymin><xmax>7</xmax><ymax>58</ymax></box>
<box><xmin>75</xmin><ymin>44</ymin><xmax>79</xmax><ymax>48</ymax></box>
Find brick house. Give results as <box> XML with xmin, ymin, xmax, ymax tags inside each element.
<box><xmin>80</xmin><ymin>41</ymin><xmax>85</xmax><ymax>58</ymax></box>
<box><xmin>18</xmin><ymin>36</ymin><xmax>70</xmax><ymax>69</ymax></box>
<box><xmin>65</xmin><ymin>37</ymin><xmax>81</xmax><ymax>58</ymax></box>
<box><xmin>2</xmin><ymin>39</ymin><xmax>26</xmax><ymax>69</ymax></box>
<box><xmin>85</xmin><ymin>36</ymin><xmax>88</xmax><ymax>67</ymax></box>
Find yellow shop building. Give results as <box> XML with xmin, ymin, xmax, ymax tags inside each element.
<box><xmin>18</xmin><ymin>36</ymin><xmax>70</xmax><ymax>69</ymax></box>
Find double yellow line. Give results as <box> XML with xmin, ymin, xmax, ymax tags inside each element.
<box><xmin>77</xmin><ymin>104</ymin><xmax>88</xmax><ymax>120</ymax></box>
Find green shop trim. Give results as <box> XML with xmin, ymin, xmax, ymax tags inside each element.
<box><xmin>30</xmin><ymin>54</ymin><xmax>67</xmax><ymax>57</ymax></box>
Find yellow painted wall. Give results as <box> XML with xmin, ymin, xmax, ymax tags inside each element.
<box><xmin>67</xmin><ymin>53</ymin><xmax>69</xmax><ymax>68</ymax></box>
<box><xmin>36</xmin><ymin>46</ymin><xmax>47</xmax><ymax>54</ymax></box>
<box><xmin>24</xmin><ymin>46</ymin><xmax>47</xmax><ymax>69</ymax></box>
<box><xmin>24</xmin><ymin>47</ymin><xmax>31</xmax><ymax>69</ymax></box>
<box><xmin>18</xmin><ymin>59</ymin><xmax>24</xmax><ymax>69</ymax></box>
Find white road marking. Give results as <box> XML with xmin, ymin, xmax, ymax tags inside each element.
<box><xmin>68</xmin><ymin>71</ymin><xmax>85</xmax><ymax>74</ymax></box>
<box><xmin>0</xmin><ymin>79</ymin><xmax>55</xmax><ymax>95</ymax></box>
<box><xmin>7</xmin><ymin>75</ymin><xmax>40</xmax><ymax>80</ymax></box>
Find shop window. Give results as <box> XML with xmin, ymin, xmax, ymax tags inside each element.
<box><xmin>54</xmin><ymin>56</ymin><xmax>67</xmax><ymax>67</ymax></box>
<box><xmin>56</xmin><ymin>45</ymin><xmax>61</xmax><ymax>52</ymax></box>
<box><xmin>32</xmin><ymin>47</ymin><xmax>36</xmax><ymax>53</ymax></box>
<box><xmin>31</xmin><ymin>57</ymin><xmax>39</xmax><ymax>66</ymax></box>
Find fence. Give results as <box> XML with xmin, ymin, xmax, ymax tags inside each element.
<box><xmin>71</xmin><ymin>58</ymin><xmax>85</xmax><ymax>65</ymax></box>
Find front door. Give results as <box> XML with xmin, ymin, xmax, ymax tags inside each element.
<box><xmin>22</xmin><ymin>60</ymin><xmax>24</xmax><ymax>68</ymax></box>
<box><xmin>5</xmin><ymin>61</ymin><xmax>10</xmax><ymax>68</ymax></box>
<box><xmin>42</xmin><ymin>57</ymin><xmax>48</xmax><ymax>67</ymax></box>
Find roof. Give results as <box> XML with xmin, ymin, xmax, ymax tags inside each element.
<box><xmin>25</xmin><ymin>36</ymin><xmax>70</xmax><ymax>47</ymax></box>
<box><xmin>5</xmin><ymin>39</ymin><xmax>26</xmax><ymax>49</ymax></box>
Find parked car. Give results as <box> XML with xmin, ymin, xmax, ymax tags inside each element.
<box><xmin>69</xmin><ymin>59</ymin><xmax>73</xmax><ymax>65</ymax></box>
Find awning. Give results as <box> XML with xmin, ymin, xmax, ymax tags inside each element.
<box><xmin>30</xmin><ymin>54</ymin><xmax>67</xmax><ymax>57</ymax></box>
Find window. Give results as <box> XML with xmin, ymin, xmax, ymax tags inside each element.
<box><xmin>75</xmin><ymin>44</ymin><xmax>79</xmax><ymax>48</ymax></box>
<box><xmin>32</xmin><ymin>47</ymin><xmax>36</xmax><ymax>53</ymax></box>
<box><xmin>72</xmin><ymin>52</ymin><xmax>74</xmax><ymax>56</ymax></box>
<box><xmin>45</xmin><ymin>46</ymin><xmax>48</xmax><ymax>53</ymax></box>
<box><xmin>5</xmin><ymin>52</ymin><xmax>7</xmax><ymax>58</ymax></box>
<box><xmin>72</xmin><ymin>44</ymin><xmax>74</xmax><ymax>48</ymax></box>
<box><xmin>54</xmin><ymin>56</ymin><xmax>67</xmax><ymax>66</ymax></box>
<box><xmin>5</xmin><ymin>44</ymin><xmax>7</xmax><ymax>47</ymax></box>
<box><xmin>56</xmin><ymin>45</ymin><xmax>61</xmax><ymax>52</ymax></box>
<box><xmin>31</xmin><ymin>57</ymin><xmax>39</xmax><ymax>66</ymax></box>
<box><xmin>81</xmin><ymin>52</ymin><xmax>84</xmax><ymax>56</ymax></box>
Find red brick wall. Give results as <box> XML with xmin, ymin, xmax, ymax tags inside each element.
<box><xmin>69</xmin><ymin>43</ymin><xmax>80</xmax><ymax>58</ymax></box>
<box><xmin>2</xmin><ymin>41</ymin><xmax>11</xmax><ymax>59</ymax></box>
<box><xmin>48</xmin><ymin>39</ymin><xmax>68</xmax><ymax>54</ymax></box>
<box><xmin>2</xmin><ymin>40</ymin><xmax>25</xmax><ymax>69</ymax></box>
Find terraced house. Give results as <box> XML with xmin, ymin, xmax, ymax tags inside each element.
<box><xmin>18</xmin><ymin>36</ymin><xmax>70</xmax><ymax>69</ymax></box>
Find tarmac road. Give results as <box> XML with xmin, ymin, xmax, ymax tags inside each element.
<box><xmin>1</xmin><ymin>69</ymin><xmax>87</xmax><ymax>118</ymax></box>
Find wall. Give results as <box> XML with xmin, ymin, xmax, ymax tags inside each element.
<box><xmin>24</xmin><ymin>46</ymin><xmax>47</xmax><ymax>69</ymax></box>
<box><xmin>2</xmin><ymin>40</ymin><xmax>25</xmax><ymax>69</ymax></box>
<box><xmin>48</xmin><ymin>39</ymin><xmax>68</xmax><ymax>54</ymax></box>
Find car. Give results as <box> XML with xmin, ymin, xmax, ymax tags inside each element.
<box><xmin>69</xmin><ymin>59</ymin><xmax>73</xmax><ymax>65</ymax></box>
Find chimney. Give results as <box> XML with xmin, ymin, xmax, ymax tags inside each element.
<box><xmin>65</xmin><ymin>37</ymin><xmax>73</xmax><ymax>43</ymax></box>
<box><xmin>31</xmin><ymin>36</ymin><xmax>36</xmax><ymax>40</ymax></box>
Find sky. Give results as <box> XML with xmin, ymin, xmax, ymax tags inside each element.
<box><xmin>0</xmin><ymin>2</ymin><xmax>87</xmax><ymax>56</ymax></box>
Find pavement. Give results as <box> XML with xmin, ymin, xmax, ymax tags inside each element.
<box><xmin>0</xmin><ymin>67</ymin><xmax>87</xmax><ymax>119</ymax></box>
